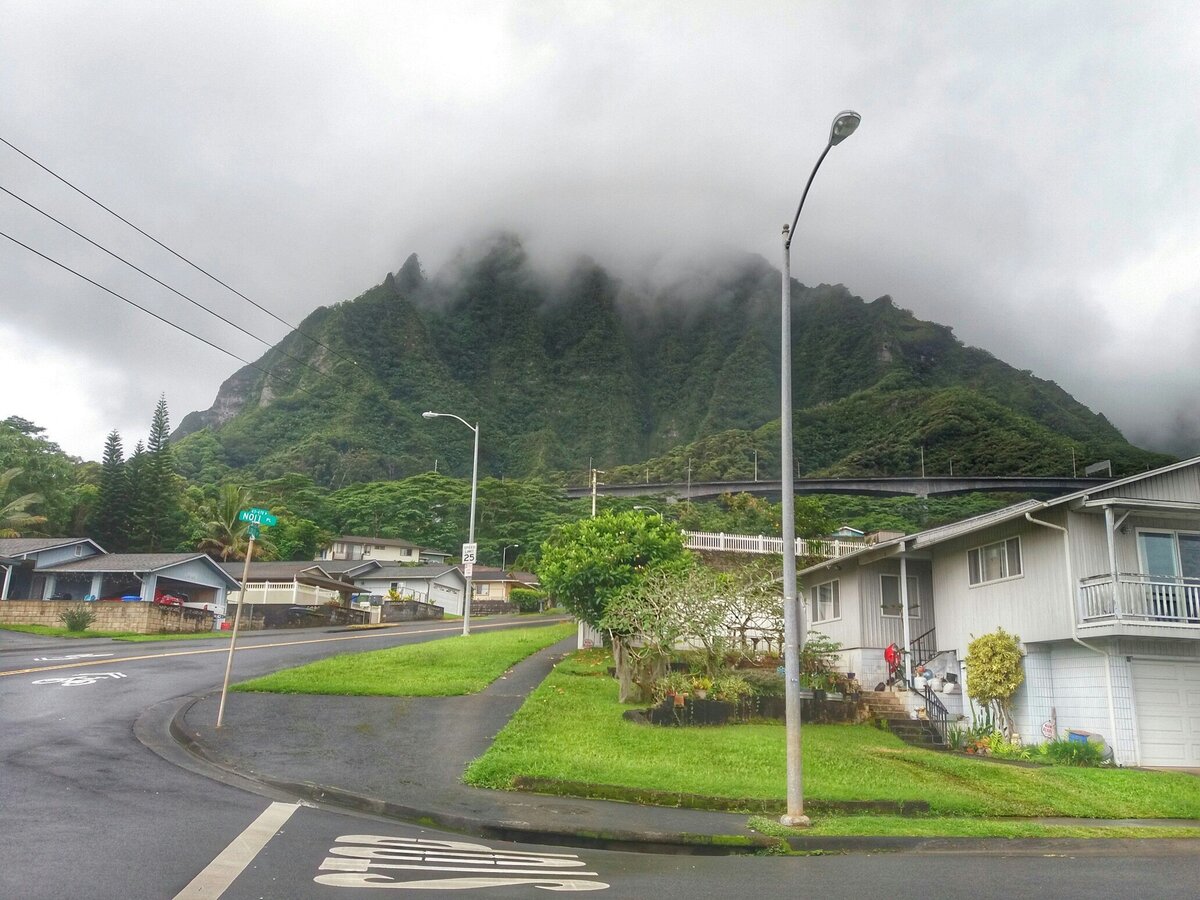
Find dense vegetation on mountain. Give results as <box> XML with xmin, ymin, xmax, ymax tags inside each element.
<box><xmin>173</xmin><ymin>234</ymin><xmax>1169</xmax><ymax>489</ymax></box>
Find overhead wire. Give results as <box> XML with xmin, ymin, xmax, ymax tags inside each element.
<box><xmin>0</xmin><ymin>229</ymin><xmax>314</xmax><ymax>397</ymax></box>
<box><xmin>0</xmin><ymin>134</ymin><xmax>362</xmax><ymax>372</ymax></box>
<box><xmin>0</xmin><ymin>182</ymin><xmax>332</xmax><ymax>382</ymax></box>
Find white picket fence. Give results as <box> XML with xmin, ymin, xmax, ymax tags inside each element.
<box><xmin>682</xmin><ymin>531</ymin><xmax>863</xmax><ymax>559</ymax></box>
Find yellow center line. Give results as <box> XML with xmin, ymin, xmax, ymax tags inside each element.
<box><xmin>0</xmin><ymin>618</ymin><xmax>548</xmax><ymax>679</ymax></box>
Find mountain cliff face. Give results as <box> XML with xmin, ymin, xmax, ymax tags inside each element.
<box><xmin>174</xmin><ymin>234</ymin><xmax>1169</xmax><ymax>486</ymax></box>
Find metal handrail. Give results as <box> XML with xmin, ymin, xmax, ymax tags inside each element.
<box><xmin>909</xmin><ymin>626</ymin><xmax>939</xmax><ymax>670</ymax></box>
<box><xmin>910</xmin><ymin>682</ymin><xmax>950</xmax><ymax>746</ymax></box>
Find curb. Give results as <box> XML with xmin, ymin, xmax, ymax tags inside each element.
<box><xmin>161</xmin><ymin>691</ymin><xmax>1200</xmax><ymax>858</ymax></box>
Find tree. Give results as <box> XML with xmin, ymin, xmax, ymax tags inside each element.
<box><xmin>129</xmin><ymin>397</ymin><xmax>188</xmax><ymax>552</ymax></box>
<box><xmin>538</xmin><ymin>510</ymin><xmax>690</xmax><ymax>701</ymax></box>
<box><xmin>965</xmin><ymin>629</ymin><xmax>1025</xmax><ymax>739</ymax></box>
<box><xmin>0</xmin><ymin>416</ymin><xmax>84</xmax><ymax>534</ymax></box>
<box><xmin>537</xmin><ymin>510</ymin><xmax>689</xmax><ymax>628</ymax></box>
<box><xmin>194</xmin><ymin>484</ymin><xmax>275</xmax><ymax>561</ymax></box>
<box><xmin>90</xmin><ymin>430</ymin><xmax>131</xmax><ymax>550</ymax></box>
<box><xmin>0</xmin><ymin>467</ymin><xmax>47</xmax><ymax>537</ymax></box>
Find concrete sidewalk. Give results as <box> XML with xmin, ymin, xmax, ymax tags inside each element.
<box><xmin>167</xmin><ymin>636</ymin><xmax>1200</xmax><ymax>856</ymax></box>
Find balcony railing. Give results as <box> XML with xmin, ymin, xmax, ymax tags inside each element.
<box><xmin>1078</xmin><ymin>573</ymin><xmax>1200</xmax><ymax>626</ymax></box>
<box><xmin>228</xmin><ymin>582</ymin><xmax>343</xmax><ymax>606</ymax></box>
<box><xmin>682</xmin><ymin>531</ymin><xmax>864</xmax><ymax>559</ymax></box>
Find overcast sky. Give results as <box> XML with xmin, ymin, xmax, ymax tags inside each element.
<box><xmin>2</xmin><ymin>1</ymin><xmax>1197</xmax><ymax>462</ymax></box>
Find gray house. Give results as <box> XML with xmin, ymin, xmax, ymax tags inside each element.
<box><xmin>351</xmin><ymin>565</ymin><xmax>468</xmax><ymax>615</ymax></box>
<box><xmin>0</xmin><ymin>538</ymin><xmax>105</xmax><ymax>600</ymax></box>
<box><xmin>799</xmin><ymin>456</ymin><xmax>1200</xmax><ymax>768</ymax></box>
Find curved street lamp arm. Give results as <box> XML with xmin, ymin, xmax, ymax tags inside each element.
<box><xmin>786</xmin><ymin>141</ymin><xmax>833</xmax><ymax>250</ymax></box>
<box><xmin>423</xmin><ymin>410</ymin><xmax>477</xmax><ymax>433</ymax></box>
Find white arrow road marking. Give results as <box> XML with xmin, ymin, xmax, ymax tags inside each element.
<box><xmin>315</xmin><ymin>836</ymin><xmax>608</xmax><ymax>891</ymax></box>
<box><xmin>33</xmin><ymin>652</ymin><xmax>115</xmax><ymax>661</ymax></box>
<box><xmin>32</xmin><ymin>672</ymin><xmax>127</xmax><ymax>687</ymax></box>
<box><xmin>174</xmin><ymin>801</ymin><xmax>300</xmax><ymax>900</ymax></box>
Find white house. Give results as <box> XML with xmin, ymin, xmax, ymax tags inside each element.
<box><xmin>798</xmin><ymin>456</ymin><xmax>1200</xmax><ymax>768</ymax></box>
<box><xmin>351</xmin><ymin>565</ymin><xmax>468</xmax><ymax>615</ymax></box>
<box><xmin>315</xmin><ymin>536</ymin><xmax>450</xmax><ymax>565</ymax></box>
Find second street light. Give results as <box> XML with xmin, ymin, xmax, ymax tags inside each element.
<box><xmin>422</xmin><ymin>410</ymin><xmax>480</xmax><ymax>636</ymax></box>
<box><xmin>778</xmin><ymin>110</ymin><xmax>861</xmax><ymax>827</ymax></box>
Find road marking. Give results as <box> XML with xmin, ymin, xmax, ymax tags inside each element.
<box><xmin>0</xmin><ymin>618</ymin><xmax>558</xmax><ymax>679</ymax></box>
<box><xmin>32</xmin><ymin>671</ymin><xmax>127</xmax><ymax>687</ymax></box>
<box><xmin>173</xmin><ymin>801</ymin><xmax>300</xmax><ymax>899</ymax></box>
<box><xmin>315</xmin><ymin>835</ymin><xmax>608</xmax><ymax>891</ymax></box>
<box><xmin>33</xmin><ymin>652</ymin><xmax>115</xmax><ymax>661</ymax></box>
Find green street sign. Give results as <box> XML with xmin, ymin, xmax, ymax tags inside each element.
<box><xmin>247</xmin><ymin>523</ymin><xmax>260</xmax><ymax>541</ymax></box>
<box><xmin>237</xmin><ymin>508</ymin><xmax>278</xmax><ymax>527</ymax></box>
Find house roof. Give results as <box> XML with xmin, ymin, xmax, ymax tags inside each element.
<box><xmin>0</xmin><ymin>537</ymin><xmax>104</xmax><ymax>557</ymax></box>
<box><xmin>38</xmin><ymin>553</ymin><xmax>241</xmax><ymax>588</ymax></box>
<box><xmin>799</xmin><ymin>456</ymin><xmax>1200</xmax><ymax>577</ymax></box>
<box><xmin>354</xmin><ymin>565</ymin><xmax>462</xmax><ymax>581</ymax></box>
<box><xmin>317</xmin><ymin>559</ymin><xmax>381</xmax><ymax>576</ymax></box>
<box><xmin>470</xmin><ymin>567</ymin><xmax>539</xmax><ymax>586</ymax></box>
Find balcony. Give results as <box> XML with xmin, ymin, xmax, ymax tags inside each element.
<box><xmin>1078</xmin><ymin>573</ymin><xmax>1200</xmax><ymax>630</ymax></box>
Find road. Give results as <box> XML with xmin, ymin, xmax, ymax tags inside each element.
<box><xmin>1</xmin><ymin>621</ymin><xmax>1195</xmax><ymax>899</ymax></box>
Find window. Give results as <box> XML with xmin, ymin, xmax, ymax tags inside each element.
<box><xmin>811</xmin><ymin>579</ymin><xmax>840</xmax><ymax>623</ymax></box>
<box><xmin>880</xmin><ymin>574</ymin><xmax>920</xmax><ymax>617</ymax></box>
<box><xmin>475</xmin><ymin>583</ymin><xmax>490</xmax><ymax>596</ymax></box>
<box><xmin>968</xmin><ymin>537</ymin><xmax>1022</xmax><ymax>586</ymax></box>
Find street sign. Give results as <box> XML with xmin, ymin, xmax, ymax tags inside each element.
<box><xmin>461</xmin><ymin>542</ymin><xmax>477</xmax><ymax>564</ymax></box>
<box><xmin>247</xmin><ymin>523</ymin><xmax>260</xmax><ymax>541</ymax></box>
<box><xmin>237</xmin><ymin>508</ymin><xmax>278</xmax><ymax>527</ymax></box>
<box><xmin>462</xmin><ymin>562</ymin><xmax>473</xmax><ymax>577</ymax></box>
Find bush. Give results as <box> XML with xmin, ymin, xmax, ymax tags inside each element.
<box><xmin>59</xmin><ymin>604</ymin><xmax>96</xmax><ymax>633</ymax></box>
<box><xmin>711</xmin><ymin>673</ymin><xmax>753</xmax><ymax>701</ymax></box>
<box><xmin>511</xmin><ymin>587</ymin><xmax>546</xmax><ymax>613</ymax></box>
<box><xmin>1039</xmin><ymin>737</ymin><xmax>1107</xmax><ymax>767</ymax></box>
<box><xmin>738</xmin><ymin>668</ymin><xmax>785</xmax><ymax>698</ymax></box>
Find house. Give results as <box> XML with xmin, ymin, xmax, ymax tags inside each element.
<box><xmin>350</xmin><ymin>565</ymin><xmax>468</xmax><ymax>615</ymax></box>
<box><xmin>798</xmin><ymin>457</ymin><xmax>1200</xmax><ymax>767</ymax></box>
<box><xmin>315</xmin><ymin>535</ymin><xmax>450</xmax><ymax>565</ymax></box>
<box><xmin>469</xmin><ymin>567</ymin><xmax>539</xmax><ymax>604</ymax></box>
<box><xmin>0</xmin><ymin>537</ymin><xmax>105</xmax><ymax>600</ymax></box>
<box><xmin>217</xmin><ymin>561</ymin><xmax>365</xmax><ymax>609</ymax></box>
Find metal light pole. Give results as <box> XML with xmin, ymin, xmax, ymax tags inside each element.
<box><xmin>779</xmin><ymin>109</ymin><xmax>861</xmax><ymax>827</ymax></box>
<box><xmin>423</xmin><ymin>411</ymin><xmax>479</xmax><ymax>636</ymax></box>
<box><xmin>501</xmin><ymin>543</ymin><xmax>519</xmax><ymax>570</ymax></box>
<box><xmin>633</xmin><ymin>504</ymin><xmax>663</xmax><ymax>521</ymax></box>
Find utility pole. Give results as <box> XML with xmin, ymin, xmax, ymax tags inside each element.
<box><xmin>591</xmin><ymin>468</ymin><xmax>604</xmax><ymax>517</ymax></box>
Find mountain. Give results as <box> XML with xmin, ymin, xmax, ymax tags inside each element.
<box><xmin>173</xmin><ymin>234</ymin><xmax>1171</xmax><ymax>486</ymax></box>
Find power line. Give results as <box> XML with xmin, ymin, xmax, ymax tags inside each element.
<box><xmin>0</xmin><ymin>183</ymin><xmax>330</xmax><ymax>382</ymax></box>
<box><xmin>0</xmin><ymin>228</ymin><xmax>313</xmax><ymax>397</ymax></box>
<box><xmin>0</xmin><ymin>134</ymin><xmax>362</xmax><ymax>371</ymax></box>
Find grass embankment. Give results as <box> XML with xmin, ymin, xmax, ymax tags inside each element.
<box><xmin>1</xmin><ymin>624</ymin><xmax>230</xmax><ymax>641</ymax></box>
<box><xmin>233</xmin><ymin>622</ymin><xmax>575</xmax><ymax>696</ymax></box>
<box><xmin>464</xmin><ymin>649</ymin><xmax>1200</xmax><ymax>823</ymax></box>
<box><xmin>748</xmin><ymin>815</ymin><xmax>1200</xmax><ymax>840</ymax></box>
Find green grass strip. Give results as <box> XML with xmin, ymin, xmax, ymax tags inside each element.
<box><xmin>748</xmin><ymin>815</ymin><xmax>1200</xmax><ymax>840</ymax></box>
<box><xmin>233</xmin><ymin>622</ymin><xmax>575</xmax><ymax>697</ymax></box>
<box><xmin>1</xmin><ymin>624</ymin><xmax>229</xmax><ymax>641</ymax></box>
<box><xmin>464</xmin><ymin>650</ymin><xmax>1200</xmax><ymax>819</ymax></box>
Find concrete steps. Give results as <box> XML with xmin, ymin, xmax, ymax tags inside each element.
<box><xmin>864</xmin><ymin>691</ymin><xmax>946</xmax><ymax>750</ymax></box>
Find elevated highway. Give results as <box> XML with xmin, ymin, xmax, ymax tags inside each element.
<box><xmin>565</xmin><ymin>475</ymin><xmax>1108</xmax><ymax>501</ymax></box>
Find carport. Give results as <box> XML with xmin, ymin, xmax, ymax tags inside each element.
<box><xmin>34</xmin><ymin>553</ymin><xmax>240</xmax><ymax>614</ymax></box>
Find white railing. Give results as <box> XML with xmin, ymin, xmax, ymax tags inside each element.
<box><xmin>682</xmin><ymin>531</ymin><xmax>864</xmax><ymax>559</ymax></box>
<box><xmin>228</xmin><ymin>582</ymin><xmax>343</xmax><ymax>606</ymax></box>
<box><xmin>1078</xmin><ymin>573</ymin><xmax>1200</xmax><ymax>626</ymax></box>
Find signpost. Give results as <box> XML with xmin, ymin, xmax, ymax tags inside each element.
<box><xmin>217</xmin><ymin>507</ymin><xmax>279</xmax><ymax>727</ymax></box>
<box><xmin>461</xmin><ymin>542</ymin><xmax>477</xmax><ymax>578</ymax></box>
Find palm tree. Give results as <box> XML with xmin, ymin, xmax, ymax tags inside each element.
<box><xmin>196</xmin><ymin>484</ymin><xmax>275</xmax><ymax>561</ymax></box>
<box><xmin>0</xmin><ymin>468</ymin><xmax>47</xmax><ymax>538</ymax></box>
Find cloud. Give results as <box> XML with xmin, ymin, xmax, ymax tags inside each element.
<box><xmin>0</xmin><ymin>1</ymin><xmax>1197</xmax><ymax>459</ymax></box>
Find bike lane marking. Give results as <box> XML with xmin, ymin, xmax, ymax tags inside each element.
<box><xmin>0</xmin><ymin>618</ymin><xmax>538</xmax><ymax>679</ymax></box>
<box><xmin>173</xmin><ymin>801</ymin><xmax>301</xmax><ymax>900</ymax></box>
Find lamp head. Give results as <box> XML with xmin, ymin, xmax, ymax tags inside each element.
<box><xmin>422</xmin><ymin>411</ymin><xmax>437</xmax><ymax>419</ymax></box>
<box><xmin>829</xmin><ymin>110</ymin><xmax>861</xmax><ymax>146</ymax></box>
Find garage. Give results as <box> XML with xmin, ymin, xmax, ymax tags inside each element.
<box><xmin>1132</xmin><ymin>659</ymin><xmax>1200</xmax><ymax>766</ymax></box>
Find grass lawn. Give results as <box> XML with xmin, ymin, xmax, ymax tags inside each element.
<box><xmin>232</xmin><ymin>622</ymin><xmax>575</xmax><ymax>696</ymax></box>
<box><xmin>464</xmin><ymin>649</ymin><xmax>1200</xmax><ymax>821</ymax></box>
<box><xmin>747</xmin><ymin>815</ymin><xmax>1200</xmax><ymax>840</ymax></box>
<box><xmin>1</xmin><ymin>624</ymin><xmax>230</xmax><ymax>642</ymax></box>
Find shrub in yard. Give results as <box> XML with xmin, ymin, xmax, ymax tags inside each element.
<box><xmin>965</xmin><ymin>628</ymin><xmax>1024</xmax><ymax>739</ymax></box>
<box><xmin>1039</xmin><ymin>737</ymin><xmax>1107</xmax><ymax>767</ymax></box>
<box><xmin>711</xmin><ymin>673</ymin><xmax>752</xmax><ymax>702</ymax></box>
<box><xmin>59</xmin><ymin>604</ymin><xmax>96</xmax><ymax>632</ymax></box>
<box><xmin>511</xmin><ymin>587</ymin><xmax>546</xmax><ymax>613</ymax></box>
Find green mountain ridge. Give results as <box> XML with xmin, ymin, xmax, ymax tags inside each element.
<box><xmin>173</xmin><ymin>234</ymin><xmax>1170</xmax><ymax>486</ymax></box>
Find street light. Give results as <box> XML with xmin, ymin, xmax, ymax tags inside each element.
<box><xmin>633</xmin><ymin>505</ymin><xmax>663</xmax><ymax>521</ymax></box>
<box><xmin>422</xmin><ymin>410</ymin><xmax>480</xmax><ymax>636</ymax></box>
<box><xmin>501</xmin><ymin>543</ymin><xmax>519</xmax><ymax>570</ymax></box>
<box><xmin>779</xmin><ymin>109</ymin><xmax>861</xmax><ymax>828</ymax></box>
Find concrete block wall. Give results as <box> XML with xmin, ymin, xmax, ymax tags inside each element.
<box><xmin>0</xmin><ymin>600</ymin><xmax>213</xmax><ymax>634</ymax></box>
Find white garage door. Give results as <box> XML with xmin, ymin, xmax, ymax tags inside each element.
<box><xmin>1132</xmin><ymin>659</ymin><xmax>1200</xmax><ymax>766</ymax></box>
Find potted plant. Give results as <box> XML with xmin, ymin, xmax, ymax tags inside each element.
<box><xmin>690</xmin><ymin>675</ymin><xmax>713</xmax><ymax>699</ymax></box>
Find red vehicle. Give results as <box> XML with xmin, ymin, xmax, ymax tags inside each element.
<box><xmin>153</xmin><ymin>590</ymin><xmax>187</xmax><ymax>607</ymax></box>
